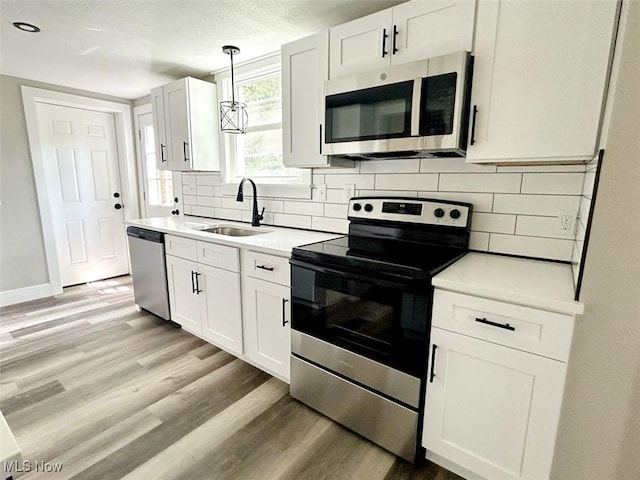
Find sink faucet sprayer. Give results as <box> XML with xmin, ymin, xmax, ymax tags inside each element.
<box><xmin>236</xmin><ymin>177</ymin><xmax>265</xmax><ymax>227</ymax></box>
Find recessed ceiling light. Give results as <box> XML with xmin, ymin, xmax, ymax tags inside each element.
<box><xmin>13</xmin><ymin>22</ymin><xmax>40</xmax><ymax>33</ymax></box>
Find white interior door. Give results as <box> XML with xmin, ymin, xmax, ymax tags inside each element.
<box><xmin>135</xmin><ymin>110</ymin><xmax>174</xmax><ymax>218</ymax></box>
<box><xmin>36</xmin><ymin>102</ymin><xmax>129</xmax><ymax>287</ymax></box>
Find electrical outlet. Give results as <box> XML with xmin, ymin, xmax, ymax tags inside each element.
<box><xmin>558</xmin><ymin>212</ymin><xmax>575</xmax><ymax>234</ymax></box>
<box><xmin>343</xmin><ymin>184</ymin><xmax>355</xmax><ymax>202</ymax></box>
<box><xmin>316</xmin><ymin>184</ymin><xmax>327</xmax><ymax>202</ymax></box>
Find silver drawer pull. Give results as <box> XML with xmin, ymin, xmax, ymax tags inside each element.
<box><xmin>256</xmin><ymin>264</ymin><xmax>274</xmax><ymax>272</ymax></box>
<box><xmin>475</xmin><ymin>317</ymin><xmax>515</xmax><ymax>331</ymax></box>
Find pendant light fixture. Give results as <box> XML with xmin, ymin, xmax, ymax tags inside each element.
<box><xmin>219</xmin><ymin>45</ymin><xmax>248</xmax><ymax>134</ymax></box>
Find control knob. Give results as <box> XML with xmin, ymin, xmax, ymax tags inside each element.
<box><xmin>364</xmin><ymin>204</ymin><xmax>373</xmax><ymax>212</ymax></box>
<box><xmin>353</xmin><ymin>203</ymin><xmax>362</xmax><ymax>211</ymax></box>
<box><xmin>450</xmin><ymin>209</ymin><xmax>461</xmax><ymax>219</ymax></box>
<box><xmin>434</xmin><ymin>208</ymin><xmax>445</xmax><ymax>218</ymax></box>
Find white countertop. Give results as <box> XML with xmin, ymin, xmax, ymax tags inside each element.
<box><xmin>433</xmin><ymin>252</ymin><xmax>584</xmax><ymax>315</ymax></box>
<box><xmin>125</xmin><ymin>216</ymin><xmax>342</xmax><ymax>257</ymax></box>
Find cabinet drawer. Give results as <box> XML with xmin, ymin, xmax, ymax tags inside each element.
<box><xmin>197</xmin><ymin>241</ymin><xmax>239</xmax><ymax>272</ymax></box>
<box><xmin>242</xmin><ymin>251</ymin><xmax>290</xmax><ymax>286</ymax></box>
<box><xmin>432</xmin><ymin>290</ymin><xmax>574</xmax><ymax>362</ymax></box>
<box><xmin>165</xmin><ymin>235</ymin><xmax>197</xmax><ymax>261</ymax></box>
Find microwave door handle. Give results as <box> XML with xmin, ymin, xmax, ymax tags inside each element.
<box><xmin>411</xmin><ymin>78</ymin><xmax>422</xmax><ymax>137</ymax></box>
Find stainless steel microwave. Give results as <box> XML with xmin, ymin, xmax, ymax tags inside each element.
<box><xmin>322</xmin><ymin>51</ymin><xmax>473</xmax><ymax>159</ymax></box>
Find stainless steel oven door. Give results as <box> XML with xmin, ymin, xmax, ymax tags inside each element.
<box><xmin>290</xmin><ymin>260</ymin><xmax>431</xmax><ymax>378</ymax></box>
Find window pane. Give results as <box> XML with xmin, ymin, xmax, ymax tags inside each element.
<box><xmin>239</xmin><ymin>75</ymin><xmax>281</xmax><ymax>126</ymax></box>
<box><xmin>237</xmin><ymin>128</ymin><xmax>301</xmax><ymax>177</ymax></box>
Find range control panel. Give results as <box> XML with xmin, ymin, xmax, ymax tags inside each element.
<box><xmin>348</xmin><ymin>197</ymin><xmax>471</xmax><ymax>228</ymax></box>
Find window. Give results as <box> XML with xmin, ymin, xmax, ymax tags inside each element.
<box><xmin>221</xmin><ymin>61</ymin><xmax>308</xmax><ymax>186</ymax></box>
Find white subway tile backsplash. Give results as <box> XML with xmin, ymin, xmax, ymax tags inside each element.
<box><xmin>325</xmin><ymin>174</ymin><xmax>375</xmax><ymax>189</ymax></box>
<box><xmin>196</xmin><ymin>174</ymin><xmax>222</xmax><ymax>185</ymax></box>
<box><xmin>471</xmin><ymin>213</ymin><xmax>516</xmax><ymax>234</ymax></box>
<box><xmin>283</xmin><ymin>201</ymin><xmax>324</xmax><ymax>216</ymax></box>
<box><xmin>469</xmin><ymin>232</ymin><xmax>490</xmax><ymax>251</ymax></box>
<box><xmin>516</xmin><ymin>215</ymin><xmax>573</xmax><ymax>239</ymax></box>
<box><xmin>439</xmin><ymin>173</ymin><xmax>521</xmax><ymax>193</ymax></box>
<box><xmin>190</xmin><ymin>205</ymin><xmax>216</xmax><ymax>218</ymax></box>
<box><xmin>360</xmin><ymin>159</ymin><xmax>420</xmax><ymax>174</ymax></box>
<box><xmin>489</xmin><ymin>234</ymin><xmax>574</xmax><ymax>262</ymax></box>
<box><xmin>196</xmin><ymin>185</ymin><xmax>215</xmax><ymax>197</ymax></box>
<box><xmin>420</xmin><ymin>158</ymin><xmax>497</xmax><ymax>173</ymax></box>
<box><xmin>493</xmin><ymin>194</ymin><xmax>581</xmax><ymax>216</ymax></box>
<box><xmin>497</xmin><ymin>164</ymin><xmax>586</xmax><ymax>173</ymax></box>
<box><xmin>273</xmin><ymin>213</ymin><xmax>312</xmax><ymax>229</ymax></box>
<box><xmin>418</xmin><ymin>192</ymin><xmax>494</xmax><ymax>213</ymax></box>
<box><xmin>312</xmin><ymin>216</ymin><xmax>349</xmax><ymax>234</ymax></box>
<box><xmin>183</xmin><ymin>194</ymin><xmax>197</xmax><ymax>205</ymax></box>
<box><xmin>324</xmin><ymin>203</ymin><xmax>349</xmax><ymax>219</ymax></box>
<box><xmin>181</xmin><ymin>160</ymin><xmax>590</xmax><ymax>262</ymax></box>
<box><xmin>521</xmin><ymin>173</ymin><xmax>584</xmax><ymax>195</ymax></box>
<box><xmin>182</xmin><ymin>183</ymin><xmax>198</xmax><ymax>195</ymax></box>
<box><xmin>326</xmin><ymin>189</ymin><xmax>346</xmax><ymax>203</ymax></box>
<box><xmin>213</xmin><ymin>208</ymin><xmax>242</xmax><ymax>221</ymax></box>
<box><xmin>197</xmin><ymin>196</ymin><xmax>221</xmax><ymax>208</ymax></box>
<box><xmin>359</xmin><ymin>190</ymin><xmax>419</xmax><ymax>198</ymax></box>
<box><xmin>375</xmin><ymin>174</ymin><xmax>438</xmax><ymax>191</ymax></box>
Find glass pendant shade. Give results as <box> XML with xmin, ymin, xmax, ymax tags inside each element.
<box><xmin>220</xmin><ymin>45</ymin><xmax>248</xmax><ymax>134</ymax></box>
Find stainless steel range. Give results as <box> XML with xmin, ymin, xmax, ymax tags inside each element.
<box><xmin>289</xmin><ymin>197</ymin><xmax>472</xmax><ymax>462</ymax></box>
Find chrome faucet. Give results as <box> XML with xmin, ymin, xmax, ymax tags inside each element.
<box><xmin>236</xmin><ymin>177</ymin><xmax>265</xmax><ymax>226</ymax></box>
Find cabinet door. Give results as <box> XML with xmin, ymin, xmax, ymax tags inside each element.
<box><xmin>163</xmin><ymin>78</ymin><xmax>192</xmax><ymax>171</ymax></box>
<box><xmin>329</xmin><ymin>9</ymin><xmax>392</xmax><ymax>79</ymax></box>
<box><xmin>391</xmin><ymin>0</ymin><xmax>475</xmax><ymax>65</ymax></box>
<box><xmin>282</xmin><ymin>32</ymin><xmax>328</xmax><ymax>167</ymax></box>
<box><xmin>423</xmin><ymin>328</ymin><xmax>567</xmax><ymax>480</ymax></box>
<box><xmin>199</xmin><ymin>263</ymin><xmax>243</xmax><ymax>356</ymax></box>
<box><xmin>466</xmin><ymin>0</ymin><xmax>618</xmax><ymax>164</ymax></box>
<box><xmin>165</xmin><ymin>255</ymin><xmax>201</xmax><ymax>335</ymax></box>
<box><xmin>242</xmin><ymin>277</ymin><xmax>291</xmax><ymax>381</ymax></box>
<box><xmin>150</xmin><ymin>86</ymin><xmax>169</xmax><ymax>170</ymax></box>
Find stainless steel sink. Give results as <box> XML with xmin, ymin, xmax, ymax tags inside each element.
<box><xmin>201</xmin><ymin>225</ymin><xmax>267</xmax><ymax>237</ymax></box>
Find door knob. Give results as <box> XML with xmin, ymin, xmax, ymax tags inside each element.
<box><xmin>114</xmin><ymin>203</ymin><xmax>122</xmax><ymax>210</ymax></box>
<box><xmin>171</xmin><ymin>209</ymin><xmax>180</xmax><ymax>215</ymax></box>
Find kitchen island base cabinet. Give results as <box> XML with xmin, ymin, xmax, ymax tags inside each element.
<box><xmin>242</xmin><ymin>276</ymin><xmax>291</xmax><ymax>382</ymax></box>
<box><xmin>423</xmin><ymin>327</ymin><xmax>568</xmax><ymax>480</ymax></box>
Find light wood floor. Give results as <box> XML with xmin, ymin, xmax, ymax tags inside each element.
<box><xmin>0</xmin><ymin>276</ymin><xmax>462</xmax><ymax>480</ymax></box>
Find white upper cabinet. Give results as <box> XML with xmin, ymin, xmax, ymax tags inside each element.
<box><xmin>281</xmin><ymin>32</ymin><xmax>354</xmax><ymax>168</ymax></box>
<box><xmin>466</xmin><ymin>0</ymin><xmax>619</xmax><ymax>164</ymax></box>
<box><xmin>282</xmin><ymin>31</ymin><xmax>328</xmax><ymax>167</ymax></box>
<box><xmin>150</xmin><ymin>86</ymin><xmax>168</xmax><ymax>169</ymax></box>
<box><xmin>151</xmin><ymin>77</ymin><xmax>220</xmax><ymax>171</ymax></box>
<box><xmin>329</xmin><ymin>0</ymin><xmax>476</xmax><ymax>79</ymax></box>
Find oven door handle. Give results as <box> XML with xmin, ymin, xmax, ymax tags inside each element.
<box><xmin>290</xmin><ymin>259</ymin><xmax>420</xmax><ymax>289</ymax></box>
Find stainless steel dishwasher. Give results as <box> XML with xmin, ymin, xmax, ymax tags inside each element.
<box><xmin>126</xmin><ymin>226</ymin><xmax>172</xmax><ymax>323</ymax></box>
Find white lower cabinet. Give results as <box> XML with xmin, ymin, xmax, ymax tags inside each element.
<box><xmin>199</xmin><ymin>263</ymin><xmax>243</xmax><ymax>356</ymax></box>
<box><xmin>423</xmin><ymin>289</ymin><xmax>575</xmax><ymax>480</ymax></box>
<box><xmin>242</xmin><ymin>276</ymin><xmax>291</xmax><ymax>381</ymax></box>
<box><xmin>165</xmin><ymin>254</ymin><xmax>202</xmax><ymax>335</ymax></box>
<box><xmin>165</xmin><ymin>235</ymin><xmax>242</xmax><ymax>355</ymax></box>
<box><xmin>241</xmin><ymin>250</ymin><xmax>291</xmax><ymax>382</ymax></box>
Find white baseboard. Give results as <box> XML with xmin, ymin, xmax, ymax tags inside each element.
<box><xmin>0</xmin><ymin>283</ymin><xmax>52</xmax><ymax>307</ymax></box>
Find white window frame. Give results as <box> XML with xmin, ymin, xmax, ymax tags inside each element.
<box><xmin>215</xmin><ymin>53</ymin><xmax>312</xmax><ymax>199</ymax></box>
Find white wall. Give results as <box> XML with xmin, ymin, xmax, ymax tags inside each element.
<box><xmin>0</xmin><ymin>75</ymin><xmax>132</xmax><ymax>293</ymax></box>
<box><xmin>552</xmin><ymin>1</ymin><xmax>640</xmax><ymax>478</ymax></box>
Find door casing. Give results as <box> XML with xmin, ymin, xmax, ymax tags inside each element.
<box><xmin>22</xmin><ymin>86</ymin><xmax>139</xmax><ymax>295</ymax></box>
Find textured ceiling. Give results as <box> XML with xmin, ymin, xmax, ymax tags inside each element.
<box><xmin>0</xmin><ymin>0</ymin><xmax>407</xmax><ymax>100</ymax></box>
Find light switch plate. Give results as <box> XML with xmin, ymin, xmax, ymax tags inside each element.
<box><xmin>343</xmin><ymin>184</ymin><xmax>355</xmax><ymax>202</ymax></box>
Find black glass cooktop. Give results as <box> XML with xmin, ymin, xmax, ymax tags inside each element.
<box><xmin>291</xmin><ymin>235</ymin><xmax>467</xmax><ymax>282</ymax></box>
